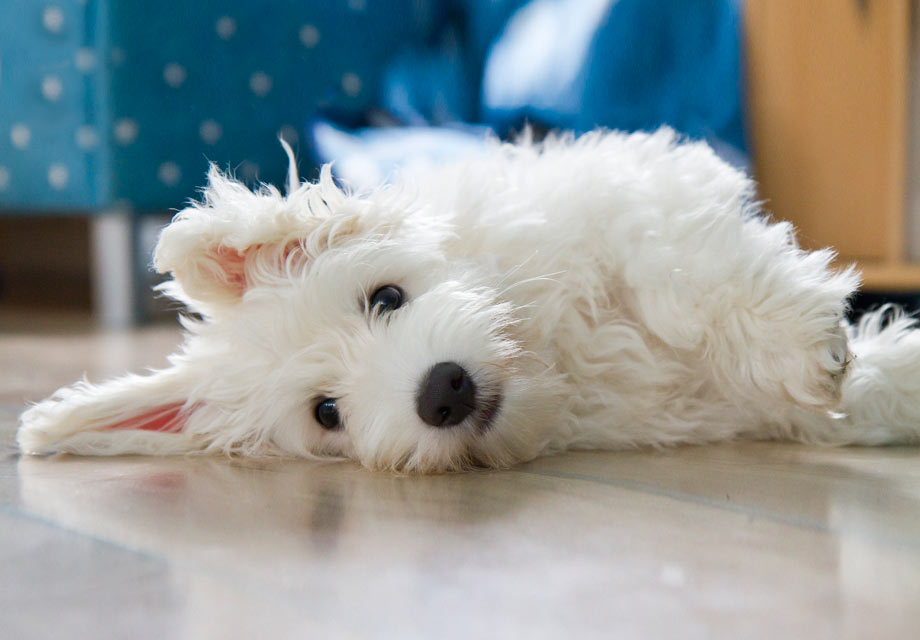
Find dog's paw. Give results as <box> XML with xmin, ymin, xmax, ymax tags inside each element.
<box><xmin>787</xmin><ymin>319</ymin><xmax>852</xmax><ymax>410</ymax></box>
<box><xmin>817</xmin><ymin>320</ymin><xmax>851</xmax><ymax>398</ymax></box>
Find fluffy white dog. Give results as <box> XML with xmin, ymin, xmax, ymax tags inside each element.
<box><xmin>17</xmin><ymin>129</ymin><xmax>920</xmax><ymax>471</ymax></box>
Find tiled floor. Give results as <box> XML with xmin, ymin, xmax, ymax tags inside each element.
<box><xmin>2</xmin><ymin>312</ymin><xmax>920</xmax><ymax>639</ymax></box>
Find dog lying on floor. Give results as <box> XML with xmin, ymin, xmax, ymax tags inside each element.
<box><xmin>17</xmin><ymin>129</ymin><xmax>920</xmax><ymax>471</ymax></box>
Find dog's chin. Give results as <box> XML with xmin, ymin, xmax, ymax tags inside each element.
<box><xmin>394</xmin><ymin>391</ymin><xmax>505</xmax><ymax>474</ymax></box>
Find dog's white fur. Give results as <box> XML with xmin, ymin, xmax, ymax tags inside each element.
<box><xmin>17</xmin><ymin>129</ymin><xmax>920</xmax><ymax>471</ymax></box>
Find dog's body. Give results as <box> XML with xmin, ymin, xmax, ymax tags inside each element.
<box><xmin>18</xmin><ymin>129</ymin><xmax>920</xmax><ymax>471</ymax></box>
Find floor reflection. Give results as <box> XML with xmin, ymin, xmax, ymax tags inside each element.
<box><xmin>9</xmin><ymin>443</ymin><xmax>920</xmax><ymax>639</ymax></box>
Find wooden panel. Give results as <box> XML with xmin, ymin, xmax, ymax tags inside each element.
<box><xmin>745</xmin><ymin>0</ymin><xmax>910</xmax><ymax>264</ymax></box>
<box><xmin>855</xmin><ymin>261</ymin><xmax>920</xmax><ymax>291</ymax></box>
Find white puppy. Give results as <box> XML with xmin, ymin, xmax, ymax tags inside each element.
<box><xmin>17</xmin><ymin>129</ymin><xmax>920</xmax><ymax>471</ymax></box>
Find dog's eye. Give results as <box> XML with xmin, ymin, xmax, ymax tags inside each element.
<box><xmin>369</xmin><ymin>285</ymin><xmax>404</xmax><ymax>314</ymax></box>
<box><xmin>314</xmin><ymin>398</ymin><xmax>341</xmax><ymax>430</ymax></box>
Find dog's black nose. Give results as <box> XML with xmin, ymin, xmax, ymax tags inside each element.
<box><xmin>416</xmin><ymin>362</ymin><xmax>477</xmax><ymax>428</ymax></box>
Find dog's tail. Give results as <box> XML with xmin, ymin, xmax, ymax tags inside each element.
<box><xmin>789</xmin><ymin>306</ymin><xmax>920</xmax><ymax>445</ymax></box>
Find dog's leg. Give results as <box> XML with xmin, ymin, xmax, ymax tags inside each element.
<box><xmin>626</xmin><ymin>209</ymin><xmax>861</xmax><ymax>419</ymax></box>
<box><xmin>622</xmin><ymin>200</ymin><xmax>920</xmax><ymax>444</ymax></box>
<box><xmin>758</xmin><ymin>308</ymin><xmax>920</xmax><ymax>445</ymax></box>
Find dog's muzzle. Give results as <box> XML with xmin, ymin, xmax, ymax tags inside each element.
<box><xmin>416</xmin><ymin>362</ymin><xmax>476</xmax><ymax>428</ymax></box>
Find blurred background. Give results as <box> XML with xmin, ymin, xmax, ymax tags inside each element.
<box><xmin>0</xmin><ymin>0</ymin><xmax>916</xmax><ymax>328</ymax></box>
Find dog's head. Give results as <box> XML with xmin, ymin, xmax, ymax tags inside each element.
<box><xmin>24</xmin><ymin>160</ymin><xmax>565</xmax><ymax>472</ymax></box>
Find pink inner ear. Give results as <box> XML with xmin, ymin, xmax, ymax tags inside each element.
<box><xmin>282</xmin><ymin>241</ymin><xmax>301</xmax><ymax>261</ymax></box>
<box><xmin>105</xmin><ymin>403</ymin><xmax>187</xmax><ymax>433</ymax></box>
<box><xmin>214</xmin><ymin>245</ymin><xmax>248</xmax><ymax>295</ymax></box>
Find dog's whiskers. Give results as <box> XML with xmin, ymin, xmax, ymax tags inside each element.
<box><xmin>475</xmin><ymin>361</ymin><xmax>515</xmax><ymax>375</ymax></box>
<box><xmin>493</xmin><ymin>250</ymin><xmax>541</xmax><ymax>288</ymax></box>
<box><xmin>497</xmin><ymin>272</ymin><xmax>565</xmax><ymax>299</ymax></box>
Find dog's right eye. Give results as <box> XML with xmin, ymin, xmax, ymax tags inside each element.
<box><xmin>369</xmin><ymin>285</ymin><xmax>404</xmax><ymax>314</ymax></box>
<box><xmin>314</xmin><ymin>398</ymin><xmax>341</xmax><ymax>430</ymax></box>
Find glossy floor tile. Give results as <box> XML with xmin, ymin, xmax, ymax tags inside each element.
<box><xmin>2</xmin><ymin>316</ymin><xmax>920</xmax><ymax>639</ymax></box>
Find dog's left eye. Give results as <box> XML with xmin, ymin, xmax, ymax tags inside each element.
<box><xmin>369</xmin><ymin>285</ymin><xmax>404</xmax><ymax>314</ymax></box>
<box><xmin>314</xmin><ymin>398</ymin><xmax>341</xmax><ymax>430</ymax></box>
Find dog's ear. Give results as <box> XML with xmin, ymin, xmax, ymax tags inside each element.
<box><xmin>154</xmin><ymin>164</ymin><xmax>359</xmax><ymax>309</ymax></box>
<box><xmin>18</xmin><ymin>368</ymin><xmax>202</xmax><ymax>456</ymax></box>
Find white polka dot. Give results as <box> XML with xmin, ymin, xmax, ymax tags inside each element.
<box><xmin>41</xmin><ymin>75</ymin><xmax>63</xmax><ymax>102</ymax></box>
<box><xmin>216</xmin><ymin>16</ymin><xmax>237</xmax><ymax>40</ymax></box>
<box><xmin>10</xmin><ymin>124</ymin><xmax>31</xmax><ymax>149</ymax></box>
<box><xmin>299</xmin><ymin>24</ymin><xmax>320</xmax><ymax>48</ymax></box>
<box><xmin>163</xmin><ymin>63</ymin><xmax>187</xmax><ymax>88</ymax></box>
<box><xmin>75</xmin><ymin>125</ymin><xmax>99</xmax><ymax>150</ymax></box>
<box><xmin>43</xmin><ymin>6</ymin><xmax>65</xmax><ymax>34</ymax></box>
<box><xmin>0</xmin><ymin>167</ymin><xmax>10</xmax><ymax>191</ymax></box>
<box><xmin>341</xmin><ymin>72</ymin><xmax>362</xmax><ymax>97</ymax></box>
<box><xmin>249</xmin><ymin>72</ymin><xmax>272</xmax><ymax>97</ymax></box>
<box><xmin>279</xmin><ymin>124</ymin><xmax>299</xmax><ymax>145</ymax></box>
<box><xmin>199</xmin><ymin>119</ymin><xmax>223</xmax><ymax>145</ymax></box>
<box><xmin>157</xmin><ymin>162</ymin><xmax>181</xmax><ymax>186</ymax></box>
<box><xmin>111</xmin><ymin>47</ymin><xmax>126</xmax><ymax>66</ymax></box>
<box><xmin>239</xmin><ymin>160</ymin><xmax>259</xmax><ymax>181</ymax></box>
<box><xmin>347</xmin><ymin>0</ymin><xmax>366</xmax><ymax>11</ymax></box>
<box><xmin>114</xmin><ymin>118</ymin><xmax>138</xmax><ymax>145</ymax></box>
<box><xmin>75</xmin><ymin>48</ymin><xmax>96</xmax><ymax>73</ymax></box>
<box><xmin>48</xmin><ymin>164</ymin><xmax>69</xmax><ymax>190</ymax></box>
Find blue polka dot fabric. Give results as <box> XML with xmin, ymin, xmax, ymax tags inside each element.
<box><xmin>0</xmin><ymin>0</ymin><xmax>746</xmax><ymax>212</ymax></box>
<box><xmin>0</xmin><ymin>0</ymin><xmax>439</xmax><ymax>211</ymax></box>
